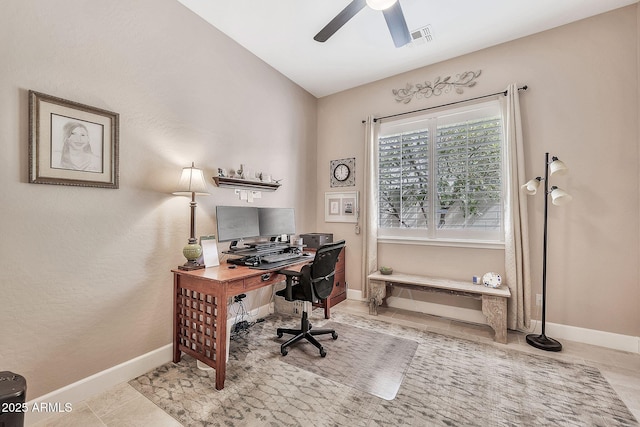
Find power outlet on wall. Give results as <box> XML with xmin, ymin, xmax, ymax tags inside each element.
<box><xmin>536</xmin><ymin>294</ymin><xmax>543</xmax><ymax>306</ymax></box>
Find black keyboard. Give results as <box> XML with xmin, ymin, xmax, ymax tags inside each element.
<box><xmin>261</xmin><ymin>252</ymin><xmax>301</xmax><ymax>263</ymax></box>
<box><xmin>250</xmin><ymin>256</ymin><xmax>305</xmax><ymax>270</ymax></box>
<box><xmin>227</xmin><ymin>256</ymin><xmax>260</xmax><ymax>267</ymax></box>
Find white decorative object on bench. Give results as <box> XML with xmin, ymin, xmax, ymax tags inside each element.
<box><xmin>368</xmin><ymin>271</ymin><xmax>511</xmax><ymax>344</ymax></box>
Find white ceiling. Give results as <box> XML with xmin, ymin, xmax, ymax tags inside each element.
<box><xmin>177</xmin><ymin>0</ymin><xmax>637</xmax><ymax>98</ymax></box>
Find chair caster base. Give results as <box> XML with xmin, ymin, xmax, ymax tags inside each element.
<box><xmin>277</xmin><ymin>327</ymin><xmax>336</xmax><ymax>357</ymax></box>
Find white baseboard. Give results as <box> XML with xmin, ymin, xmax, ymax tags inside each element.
<box><xmin>347</xmin><ymin>288</ymin><xmax>485</xmax><ymax>323</ymax></box>
<box><xmin>346</xmin><ymin>291</ymin><xmax>639</xmax><ymax>354</ymax></box>
<box><xmin>25</xmin><ymin>344</ymin><xmax>173</xmax><ymax>425</ymax></box>
<box><xmin>533</xmin><ymin>321</ymin><xmax>640</xmax><ymax>354</ymax></box>
<box><xmin>385</xmin><ymin>295</ymin><xmax>488</xmax><ymax>324</ymax></box>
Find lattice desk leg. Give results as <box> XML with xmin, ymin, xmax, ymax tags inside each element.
<box><xmin>176</xmin><ymin>287</ymin><xmax>219</xmax><ymax>369</ymax></box>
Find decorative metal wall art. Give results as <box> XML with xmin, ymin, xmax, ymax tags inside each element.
<box><xmin>392</xmin><ymin>70</ymin><xmax>482</xmax><ymax>104</ymax></box>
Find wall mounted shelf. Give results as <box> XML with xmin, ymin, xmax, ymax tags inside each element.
<box><xmin>212</xmin><ymin>176</ymin><xmax>281</xmax><ymax>191</ymax></box>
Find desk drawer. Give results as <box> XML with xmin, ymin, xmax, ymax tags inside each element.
<box><xmin>244</xmin><ymin>272</ymin><xmax>283</xmax><ymax>291</ymax></box>
<box><xmin>227</xmin><ymin>279</ymin><xmax>245</xmax><ymax>294</ymax></box>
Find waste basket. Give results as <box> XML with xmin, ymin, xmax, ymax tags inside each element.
<box><xmin>0</xmin><ymin>371</ymin><xmax>26</xmax><ymax>427</ymax></box>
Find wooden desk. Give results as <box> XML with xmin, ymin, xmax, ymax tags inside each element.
<box><xmin>172</xmin><ymin>259</ymin><xmax>309</xmax><ymax>390</ymax></box>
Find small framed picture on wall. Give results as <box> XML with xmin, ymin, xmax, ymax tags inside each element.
<box><xmin>325</xmin><ymin>191</ymin><xmax>358</xmax><ymax>223</ymax></box>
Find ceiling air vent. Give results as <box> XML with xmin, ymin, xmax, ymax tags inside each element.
<box><xmin>409</xmin><ymin>25</ymin><xmax>434</xmax><ymax>47</ymax></box>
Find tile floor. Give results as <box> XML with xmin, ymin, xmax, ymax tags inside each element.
<box><xmin>32</xmin><ymin>300</ymin><xmax>640</xmax><ymax>426</ymax></box>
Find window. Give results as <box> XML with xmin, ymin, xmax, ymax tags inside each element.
<box><xmin>377</xmin><ymin>100</ymin><xmax>504</xmax><ymax>244</ymax></box>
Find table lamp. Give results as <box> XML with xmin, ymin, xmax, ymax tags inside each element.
<box><xmin>174</xmin><ymin>162</ymin><xmax>209</xmax><ymax>270</ymax></box>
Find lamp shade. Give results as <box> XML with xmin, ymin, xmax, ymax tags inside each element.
<box><xmin>173</xmin><ymin>163</ymin><xmax>210</xmax><ymax>196</ymax></box>
<box><xmin>550</xmin><ymin>186</ymin><xmax>572</xmax><ymax>206</ymax></box>
<box><xmin>549</xmin><ymin>157</ymin><xmax>568</xmax><ymax>176</ymax></box>
<box><xmin>521</xmin><ymin>178</ymin><xmax>541</xmax><ymax>195</ymax></box>
<box><xmin>366</xmin><ymin>0</ymin><xmax>397</xmax><ymax>10</ymax></box>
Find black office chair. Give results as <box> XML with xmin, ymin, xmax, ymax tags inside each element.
<box><xmin>276</xmin><ymin>240</ymin><xmax>346</xmax><ymax>357</ymax></box>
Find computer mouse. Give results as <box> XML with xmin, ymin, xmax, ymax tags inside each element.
<box><xmin>228</xmin><ymin>265</ymin><xmax>237</xmax><ymax>269</ymax></box>
<box><xmin>302</xmin><ymin>253</ymin><xmax>310</xmax><ymax>256</ymax></box>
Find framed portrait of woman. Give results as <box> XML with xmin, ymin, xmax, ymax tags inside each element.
<box><xmin>29</xmin><ymin>91</ymin><xmax>119</xmax><ymax>188</ymax></box>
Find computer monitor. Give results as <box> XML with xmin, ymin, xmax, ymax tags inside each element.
<box><xmin>258</xmin><ymin>208</ymin><xmax>295</xmax><ymax>238</ymax></box>
<box><xmin>215</xmin><ymin>206</ymin><xmax>260</xmax><ymax>243</ymax></box>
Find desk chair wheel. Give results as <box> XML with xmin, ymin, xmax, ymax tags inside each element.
<box><xmin>320</xmin><ymin>348</ymin><xmax>327</xmax><ymax>357</ymax></box>
<box><xmin>332</xmin><ymin>332</ymin><xmax>338</xmax><ymax>340</ymax></box>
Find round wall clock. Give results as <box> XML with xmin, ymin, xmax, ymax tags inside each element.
<box><xmin>330</xmin><ymin>157</ymin><xmax>355</xmax><ymax>187</ymax></box>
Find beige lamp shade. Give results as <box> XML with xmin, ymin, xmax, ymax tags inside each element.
<box><xmin>366</xmin><ymin>0</ymin><xmax>397</xmax><ymax>10</ymax></box>
<box><xmin>550</xmin><ymin>186</ymin><xmax>572</xmax><ymax>206</ymax></box>
<box><xmin>173</xmin><ymin>163</ymin><xmax>209</xmax><ymax>196</ymax></box>
<box><xmin>521</xmin><ymin>178</ymin><xmax>541</xmax><ymax>195</ymax></box>
<box><xmin>549</xmin><ymin>157</ymin><xmax>568</xmax><ymax>176</ymax></box>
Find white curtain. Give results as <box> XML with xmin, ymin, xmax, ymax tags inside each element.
<box><xmin>502</xmin><ymin>84</ymin><xmax>531</xmax><ymax>330</ymax></box>
<box><xmin>361</xmin><ymin>115</ymin><xmax>380</xmax><ymax>301</ymax></box>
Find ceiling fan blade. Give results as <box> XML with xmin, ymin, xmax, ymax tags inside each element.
<box><xmin>382</xmin><ymin>1</ymin><xmax>411</xmax><ymax>47</ymax></box>
<box><xmin>314</xmin><ymin>0</ymin><xmax>367</xmax><ymax>43</ymax></box>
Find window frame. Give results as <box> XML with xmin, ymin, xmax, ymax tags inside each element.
<box><xmin>376</xmin><ymin>99</ymin><xmax>506</xmax><ymax>247</ymax></box>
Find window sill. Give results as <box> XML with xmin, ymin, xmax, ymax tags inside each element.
<box><xmin>377</xmin><ymin>236</ymin><xmax>505</xmax><ymax>250</ymax></box>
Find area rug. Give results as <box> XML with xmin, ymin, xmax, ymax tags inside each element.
<box><xmin>130</xmin><ymin>312</ymin><xmax>638</xmax><ymax>427</ymax></box>
<box><xmin>278</xmin><ymin>321</ymin><xmax>418</xmax><ymax>400</ymax></box>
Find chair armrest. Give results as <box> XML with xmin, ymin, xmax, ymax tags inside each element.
<box><xmin>279</xmin><ymin>269</ymin><xmax>302</xmax><ymax>277</ymax></box>
<box><xmin>278</xmin><ymin>269</ymin><xmax>302</xmax><ymax>301</ymax></box>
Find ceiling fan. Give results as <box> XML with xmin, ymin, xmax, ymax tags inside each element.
<box><xmin>314</xmin><ymin>0</ymin><xmax>411</xmax><ymax>48</ymax></box>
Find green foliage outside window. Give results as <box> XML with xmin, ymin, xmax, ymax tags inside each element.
<box><xmin>379</xmin><ymin>116</ymin><xmax>502</xmax><ymax>233</ymax></box>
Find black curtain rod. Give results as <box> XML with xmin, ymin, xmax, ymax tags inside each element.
<box><xmin>363</xmin><ymin>85</ymin><xmax>528</xmax><ymax>123</ymax></box>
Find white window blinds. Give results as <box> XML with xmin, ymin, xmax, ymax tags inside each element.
<box><xmin>377</xmin><ymin>100</ymin><xmax>504</xmax><ymax>242</ymax></box>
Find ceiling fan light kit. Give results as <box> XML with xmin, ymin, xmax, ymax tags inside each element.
<box><xmin>366</xmin><ymin>0</ymin><xmax>397</xmax><ymax>11</ymax></box>
<box><xmin>314</xmin><ymin>0</ymin><xmax>410</xmax><ymax>48</ymax></box>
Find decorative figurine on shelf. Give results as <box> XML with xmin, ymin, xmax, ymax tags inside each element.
<box><xmin>237</xmin><ymin>164</ymin><xmax>245</xmax><ymax>179</ymax></box>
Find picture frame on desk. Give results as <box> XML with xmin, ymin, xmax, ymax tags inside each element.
<box><xmin>198</xmin><ymin>235</ymin><xmax>220</xmax><ymax>267</ymax></box>
<box><xmin>324</xmin><ymin>191</ymin><xmax>358</xmax><ymax>223</ymax></box>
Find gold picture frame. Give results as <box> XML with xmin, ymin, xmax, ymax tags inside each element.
<box><xmin>29</xmin><ymin>90</ymin><xmax>119</xmax><ymax>188</ymax></box>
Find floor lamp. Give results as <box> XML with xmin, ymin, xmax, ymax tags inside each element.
<box><xmin>521</xmin><ymin>152</ymin><xmax>572</xmax><ymax>352</ymax></box>
<box><xmin>174</xmin><ymin>162</ymin><xmax>210</xmax><ymax>271</ymax></box>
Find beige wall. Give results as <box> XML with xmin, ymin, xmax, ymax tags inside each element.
<box><xmin>2</xmin><ymin>0</ymin><xmax>638</xmax><ymax>402</ymax></box>
<box><xmin>0</xmin><ymin>0</ymin><xmax>317</xmax><ymax>399</ymax></box>
<box><xmin>317</xmin><ymin>6</ymin><xmax>639</xmax><ymax>337</ymax></box>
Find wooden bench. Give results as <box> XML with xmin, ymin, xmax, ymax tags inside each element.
<box><xmin>368</xmin><ymin>271</ymin><xmax>511</xmax><ymax>344</ymax></box>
